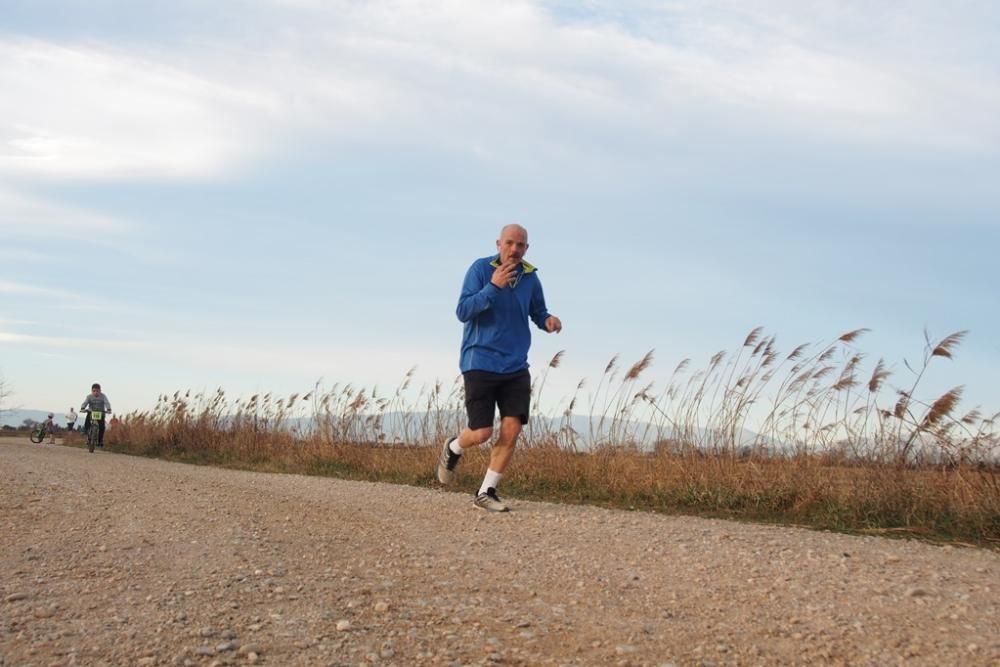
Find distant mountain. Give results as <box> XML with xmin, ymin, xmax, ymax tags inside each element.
<box><xmin>299</xmin><ymin>410</ymin><xmax>761</xmax><ymax>450</ymax></box>
<box><xmin>0</xmin><ymin>405</ymin><xmax>760</xmax><ymax>448</ymax></box>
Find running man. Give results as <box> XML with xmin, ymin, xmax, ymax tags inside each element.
<box><xmin>437</xmin><ymin>224</ymin><xmax>562</xmax><ymax>511</ymax></box>
<box><xmin>81</xmin><ymin>383</ymin><xmax>112</xmax><ymax>448</ymax></box>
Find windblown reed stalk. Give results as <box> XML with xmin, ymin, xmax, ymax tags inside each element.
<box><xmin>106</xmin><ymin>328</ymin><xmax>999</xmax><ymax>544</ymax></box>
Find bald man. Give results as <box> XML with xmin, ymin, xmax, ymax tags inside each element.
<box><xmin>437</xmin><ymin>224</ymin><xmax>562</xmax><ymax>511</ymax></box>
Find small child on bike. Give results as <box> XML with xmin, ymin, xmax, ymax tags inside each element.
<box><xmin>45</xmin><ymin>413</ymin><xmax>56</xmax><ymax>444</ymax></box>
<box><xmin>81</xmin><ymin>383</ymin><xmax>112</xmax><ymax>448</ymax></box>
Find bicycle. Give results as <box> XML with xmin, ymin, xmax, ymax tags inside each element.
<box><xmin>85</xmin><ymin>410</ymin><xmax>106</xmax><ymax>453</ymax></box>
<box><xmin>29</xmin><ymin>423</ymin><xmax>48</xmax><ymax>444</ymax></box>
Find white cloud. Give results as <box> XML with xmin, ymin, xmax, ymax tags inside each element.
<box><xmin>0</xmin><ymin>330</ymin><xmax>145</xmax><ymax>349</ymax></box>
<box><xmin>1</xmin><ymin>1</ymin><xmax>996</xmax><ymax>188</ymax></box>
<box><xmin>0</xmin><ymin>280</ymin><xmax>81</xmax><ymax>299</ymax></box>
<box><xmin>0</xmin><ymin>189</ymin><xmax>130</xmax><ymax>233</ymax></box>
<box><xmin>0</xmin><ymin>280</ymin><xmax>110</xmax><ymax>311</ymax></box>
<box><xmin>0</xmin><ymin>321</ymin><xmax>455</xmax><ymax>392</ymax></box>
<box><xmin>0</xmin><ymin>247</ymin><xmax>48</xmax><ymax>263</ymax></box>
<box><xmin>152</xmin><ymin>335</ymin><xmax>456</xmax><ymax>386</ymax></box>
<box><xmin>0</xmin><ymin>189</ymin><xmax>155</xmax><ymax>259</ymax></box>
<box><xmin>237</xmin><ymin>0</ymin><xmax>1000</xmax><ymax>153</ymax></box>
<box><xmin>0</xmin><ymin>40</ymin><xmax>278</xmax><ymax>181</ymax></box>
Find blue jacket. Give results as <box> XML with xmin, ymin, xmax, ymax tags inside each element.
<box><xmin>456</xmin><ymin>254</ymin><xmax>551</xmax><ymax>374</ymax></box>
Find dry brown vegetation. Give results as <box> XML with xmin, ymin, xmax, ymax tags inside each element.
<box><xmin>106</xmin><ymin>328</ymin><xmax>999</xmax><ymax>546</ymax></box>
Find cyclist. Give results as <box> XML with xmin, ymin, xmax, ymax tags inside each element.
<box><xmin>81</xmin><ymin>383</ymin><xmax>112</xmax><ymax>448</ymax></box>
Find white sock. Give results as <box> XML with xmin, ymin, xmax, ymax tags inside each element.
<box><xmin>449</xmin><ymin>437</ymin><xmax>463</xmax><ymax>456</ymax></box>
<box><xmin>479</xmin><ymin>469</ymin><xmax>503</xmax><ymax>495</ymax></box>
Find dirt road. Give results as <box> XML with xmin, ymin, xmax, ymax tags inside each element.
<box><xmin>1</xmin><ymin>439</ymin><xmax>997</xmax><ymax>666</ymax></box>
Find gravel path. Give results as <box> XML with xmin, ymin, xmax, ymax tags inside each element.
<box><xmin>1</xmin><ymin>438</ymin><xmax>998</xmax><ymax>667</ymax></box>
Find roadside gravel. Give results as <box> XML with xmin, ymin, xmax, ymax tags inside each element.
<box><xmin>1</xmin><ymin>439</ymin><xmax>998</xmax><ymax>666</ymax></box>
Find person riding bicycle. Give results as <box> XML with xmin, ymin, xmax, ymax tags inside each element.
<box><xmin>81</xmin><ymin>383</ymin><xmax>112</xmax><ymax>448</ymax></box>
<box><xmin>45</xmin><ymin>413</ymin><xmax>56</xmax><ymax>443</ymax></box>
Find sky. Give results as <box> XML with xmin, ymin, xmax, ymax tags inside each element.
<box><xmin>1</xmin><ymin>0</ymin><xmax>999</xmax><ymax>424</ymax></box>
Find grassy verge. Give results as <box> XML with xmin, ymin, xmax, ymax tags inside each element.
<box><xmin>95</xmin><ymin>327</ymin><xmax>1000</xmax><ymax>547</ymax></box>
<box><xmin>103</xmin><ymin>427</ymin><xmax>999</xmax><ymax>548</ymax></box>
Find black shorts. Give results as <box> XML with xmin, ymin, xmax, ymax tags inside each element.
<box><xmin>463</xmin><ymin>369</ymin><xmax>531</xmax><ymax>430</ymax></box>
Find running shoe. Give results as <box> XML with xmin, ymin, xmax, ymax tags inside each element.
<box><xmin>436</xmin><ymin>436</ymin><xmax>461</xmax><ymax>485</ymax></box>
<box><xmin>473</xmin><ymin>487</ymin><xmax>509</xmax><ymax>512</ymax></box>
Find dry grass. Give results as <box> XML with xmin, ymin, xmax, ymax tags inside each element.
<box><xmin>105</xmin><ymin>328</ymin><xmax>1000</xmax><ymax>546</ymax></box>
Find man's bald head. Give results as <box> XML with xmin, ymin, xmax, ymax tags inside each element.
<box><xmin>496</xmin><ymin>224</ymin><xmax>529</xmax><ymax>264</ymax></box>
<box><xmin>499</xmin><ymin>224</ymin><xmax>528</xmax><ymax>242</ymax></box>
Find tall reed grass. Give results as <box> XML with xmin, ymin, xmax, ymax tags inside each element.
<box><xmin>107</xmin><ymin>328</ymin><xmax>999</xmax><ymax>545</ymax></box>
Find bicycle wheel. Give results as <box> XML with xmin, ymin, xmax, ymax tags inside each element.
<box><xmin>30</xmin><ymin>429</ymin><xmax>45</xmax><ymax>444</ymax></box>
<box><xmin>87</xmin><ymin>423</ymin><xmax>98</xmax><ymax>453</ymax></box>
